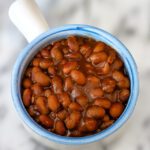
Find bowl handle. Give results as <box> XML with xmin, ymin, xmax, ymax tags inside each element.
<box><xmin>9</xmin><ymin>0</ymin><xmax>49</xmax><ymax>42</ymax></box>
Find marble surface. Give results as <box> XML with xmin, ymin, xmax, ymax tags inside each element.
<box><xmin>0</xmin><ymin>0</ymin><xmax>150</xmax><ymax>149</ymax></box>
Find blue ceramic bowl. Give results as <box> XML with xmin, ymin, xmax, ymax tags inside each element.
<box><xmin>11</xmin><ymin>24</ymin><xmax>139</xmax><ymax>145</ymax></box>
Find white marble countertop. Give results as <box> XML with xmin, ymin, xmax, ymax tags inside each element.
<box><xmin>0</xmin><ymin>0</ymin><xmax>150</xmax><ymax>150</ymax></box>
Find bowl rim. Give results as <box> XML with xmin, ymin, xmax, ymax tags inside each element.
<box><xmin>11</xmin><ymin>24</ymin><xmax>139</xmax><ymax>145</ymax></box>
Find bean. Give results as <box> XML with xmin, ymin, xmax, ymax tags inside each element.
<box><xmin>32</xmin><ymin>71</ymin><xmax>51</xmax><ymax>86</ymax></box>
<box><xmin>107</xmin><ymin>49</ymin><xmax>116</xmax><ymax>64</ymax></box>
<box><xmin>64</xmin><ymin>77</ymin><xmax>73</xmax><ymax>92</ymax></box>
<box><xmin>62</xmin><ymin>62</ymin><xmax>78</xmax><ymax>74</ymax></box>
<box><xmin>109</xmin><ymin>102</ymin><xmax>124</xmax><ymax>118</ymax></box>
<box><xmin>76</xmin><ymin>95</ymin><xmax>88</xmax><ymax>107</ymax></box>
<box><xmin>39</xmin><ymin>59</ymin><xmax>52</xmax><ymax>69</ymax></box>
<box><xmin>48</xmin><ymin>66</ymin><xmax>56</xmax><ymax>76</ymax></box>
<box><xmin>22</xmin><ymin>78</ymin><xmax>32</xmax><ymax>88</ymax></box>
<box><xmin>89</xmin><ymin>88</ymin><xmax>104</xmax><ymax>99</ymax></box>
<box><xmin>23</xmin><ymin>89</ymin><xmax>32</xmax><ymax>107</ymax></box>
<box><xmin>103</xmin><ymin>114</ymin><xmax>110</xmax><ymax>122</ymax></box>
<box><xmin>112</xmin><ymin>58</ymin><xmax>123</xmax><ymax>70</ymax></box>
<box><xmin>36</xmin><ymin>97</ymin><xmax>49</xmax><ymax>114</ymax></box>
<box><xmin>112</xmin><ymin>71</ymin><xmax>124</xmax><ymax>82</ymax></box>
<box><xmin>85</xmin><ymin>118</ymin><xmax>98</xmax><ymax>131</ymax></box>
<box><xmin>100</xmin><ymin>120</ymin><xmax>114</xmax><ymax>129</ymax></box>
<box><xmin>58</xmin><ymin>93</ymin><xmax>71</xmax><ymax>108</ymax></box>
<box><xmin>31</xmin><ymin>84</ymin><xmax>43</xmax><ymax>96</ymax></box>
<box><xmin>71</xmin><ymin>70</ymin><xmax>86</xmax><ymax>85</ymax></box>
<box><xmin>117</xmin><ymin>77</ymin><xmax>130</xmax><ymax>89</ymax></box>
<box><xmin>67</xmin><ymin>36</ymin><xmax>79</xmax><ymax>52</ymax></box>
<box><xmin>85</xmin><ymin>63</ymin><xmax>95</xmax><ymax>74</ymax></box>
<box><xmin>32</xmin><ymin>58</ymin><xmax>41</xmax><ymax>67</ymax></box>
<box><xmin>80</xmin><ymin>44</ymin><xmax>92</xmax><ymax>58</ymax></box>
<box><xmin>65</xmin><ymin>111</ymin><xmax>81</xmax><ymax>129</ymax></box>
<box><xmin>25</xmin><ymin>67</ymin><xmax>32</xmax><ymax>78</ymax></box>
<box><xmin>69</xmin><ymin>130</ymin><xmax>82</xmax><ymax>137</ymax></box>
<box><xmin>40</xmin><ymin>48</ymin><xmax>50</xmax><ymax>58</ymax></box>
<box><xmin>39</xmin><ymin>115</ymin><xmax>53</xmax><ymax>128</ymax></box>
<box><xmin>71</xmin><ymin>86</ymin><xmax>83</xmax><ymax>98</ymax></box>
<box><xmin>32</xmin><ymin>66</ymin><xmax>41</xmax><ymax>74</ymax></box>
<box><xmin>69</xmin><ymin>102</ymin><xmax>83</xmax><ymax>111</ymax></box>
<box><xmin>44</xmin><ymin>89</ymin><xmax>52</xmax><ymax>97</ymax></box>
<box><xmin>55</xmin><ymin>120</ymin><xmax>66</xmax><ymax>135</ymax></box>
<box><xmin>93</xmin><ymin>42</ymin><xmax>105</xmax><ymax>52</ymax></box>
<box><xmin>57</xmin><ymin>109</ymin><xmax>68</xmax><ymax>120</ymax></box>
<box><xmin>65</xmin><ymin>53</ymin><xmax>82</xmax><ymax>60</ymax></box>
<box><xmin>93</xmin><ymin>98</ymin><xmax>111</xmax><ymax>109</ymax></box>
<box><xmin>28</xmin><ymin>105</ymin><xmax>40</xmax><ymax>117</ymax></box>
<box><xmin>51</xmin><ymin>46</ymin><xmax>63</xmax><ymax>63</ymax></box>
<box><xmin>89</xmin><ymin>52</ymin><xmax>108</xmax><ymax>64</ymax></box>
<box><xmin>87</xmin><ymin>76</ymin><xmax>101</xmax><ymax>88</ymax></box>
<box><xmin>102</xmin><ymin>78</ymin><xmax>116</xmax><ymax>93</ymax></box>
<box><xmin>86</xmin><ymin>106</ymin><xmax>105</xmax><ymax>118</ymax></box>
<box><xmin>119</xmin><ymin>89</ymin><xmax>130</xmax><ymax>102</ymax></box>
<box><xmin>52</xmin><ymin>76</ymin><xmax>63</xmax><ymax>94</ymax></box>
<box><xmin>48</xmin><ymin>95</ymin><xmax>60</xmax><ymax>112</ymax></box>
<box><xmin>96</xmin><ymin>62</ymin><xmax>110</xmax><ymax>75</ymax></box>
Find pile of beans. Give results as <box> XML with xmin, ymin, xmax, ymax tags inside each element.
<box><xmin>21</xmin><ymin>36</ymin><xmax>130</xmax><ymax>137</ymax></box>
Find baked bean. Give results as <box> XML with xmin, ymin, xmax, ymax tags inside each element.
<box><xmin>119</xmin><ymin>89</ymin><xmax>130</xmax><ymax>102</ymax></box>
<box><xmin>87</xmin><ymin>75</ymin><xmax>100</xmax><ymax>88</ymax></box>
<box><xmin>22</xmin><ymin>35</ymin><xmax>130</xmax><ymax>137</ymax></box>
<box><xmin>39</xmin><ymin>59</ymin><xmax>52</xmax><ymax>69</ymax></box>
<box><xmin>112</xmin><ymin>58</ymin><xmax>123</xmax><ymax>70</ymax></box>
<box><xmin>64</xmin><ymin>77</ymin><xmax>73</xmax><ymax>92</ymax></box>
<box><xmin>36</xmin><ymin>97</ymin><xmax>49</xmax><ymax>114</ymax></box>
<box><xmin>65</xmin><ymin>111</ymin><xmax>81</xmax><ymax>129</ymax></box>
<box><xmin>22</xmin><ymin>78</ymin><xmax>32</xmax><ymax>88</ymax></box>
<box><xmin>32</xmin><ymin>71</ymin><xmax>51</xmax><ymax>86</ymax></box>
<box><xmin>57</xmin><ymin>109</ymin><xmax>68</xmax><ymax>120</ymax></box>
<box><xmin>90</xmin><ymin>52</ymin><xmax>108</xmax><ymax>64</ymax></box>
<box><xmin>62</xmin><ymin>61</ymin><xmax>78</xmax><ymax>74</ymax></box>
<box><xmin>76</xmin><ymin>95</ymin><xmax>88</xmax><ymax>107</ymax></box>
<box><xmin>93</xmin><ymin>42</ymin><xmax>105</xmax><ymax>52</ymax></box>
<box><xmin>100</xmin><ymin>120</ymin><xmax>114</xmax><ymax>129</ymax></box>
<box><xmin>58</xmin><ymin>93</ymin><xmax>71</xmax><ymax>108</ymax></box>
<box><xmin>67</xmin><ymin>36</ymin><xmax>79</xmax><ymax>52</ymax></box>
<box><xmin>112</xmin><ymin>71</ymin><xmax>124</xmax><ymax>82</ymax></box>
<box><xmin>86</xmin><ymin>106</ymin><xmax>105</xmax><ymax>118</ymax></box>
<box><xmin>103</xmin><ymin>114</ymin><xmax>110</xmax><ymax>122</ymax></box>
<box><xmin>23</xmin><ymin>89</ymin><xmax>32</xmax><ymax>107</ymax></box>
<box><xmin>51</xmin><ymin>46</ymin><xmax>63</xmax><ymax>63</ymax></box>
<box><xmin>39</xmin><ymin>115</ymin><xmax>53</xmax><ymax>128</ymax></box>
<box><xmin>51</xmin><ymin>76</ymin><xmax>63</xmax><ymax>94</ymax></box>
<box><xmin>28</xmin><ymin>105</ymin><xmax>40</xmax><ymax>117</ymax></box>
<box><xmin>40</xmin><ymin>48</ymin><xmax>50</xmax><ymax>58</ymax></box>
<box><xmin>85</xmin><ymin>118</ymin><xmax>98</xmax><ymax>131</ymax></box>
<box><xmin>44</xmin><ymin>89</ymin><xmax>52</xmax><ymax>97</ymax></box>
<box><xmin>25</xmin><ymin>67</ymin><xmax>32</xmax><ymax>78</ymax></box>
<box><xmin>117</xmin><ymin>77</ymin><xmax>130</xmax><ymax>89</ymax></box>
<box><xmin>31</xmin><ymin>84</ymin><xmax>43</xmax><ymax>96</ymax></box>
<box><xmin>80</xmin><ymin>44</ymin><xmax>92</xmax><ymax>58</ymax></box>
<box><xmin>102</xmin><ymin>78</ymin><xmax>116</xmax><ymax>93</ymax></box>
<box><xmin>71</xmin><ymin>86</ymin><xmax>83</xmax><ymax>98</ymax></box>
<box><xmin>93</xmin><ymin>98</ymin><xmax>111</xmax><ymax>109</ymax></box>
<box><xmin>48</xmin><ymin>66</ymin><xmax>56</xmax><ymax>76</ymax></box>
<box><xmin>32</xmin><ymin>58</ymin><xmax>41</xmax><ymax>67</ymax></box>
<box><xmin>55</xmin><ymin>120</ymin><xmax>66</xmax><ymax>135</ymax></box>
<box><xmin>71</xmin><ymin>70</ymin><xmax>86</xmax><ymax>85</ymax></box>
<box><xmin>109</xmin><ymin>102</ymin><xmax>124</xmax><ymax>118</ymax></box>
<box><xmin>89</xmin><ymin>88</ymin><xmax>104</xmax><ymax>99</ymax></box>
<box><xmin>107</xmin><ymin>49</ymin><xmax>116</xmax><ymax>64</ymax></box>
<box><xmin>48</xmin><ymin>95</ymin><xmax>60</xmax><ymax>112</ymax></box>
<box><xmin>69</xmin><ymin>102</ymin><xmax>83</xmax><ymax>111</ymax></box>
<box><xmin>96</xmin><ymin>62</ymin><xmax>110</xmax><ymax>75</ymax></box>
<box><xmin>65</xmin><ymin>53</ymin><xmax>82</xmax><ymax>60</ymax></box>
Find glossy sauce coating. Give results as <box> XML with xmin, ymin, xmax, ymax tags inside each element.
<box><xmin>21</xmin><ymin>36</ymin><xmax>130</xmax><ymax>137</ymax></box>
